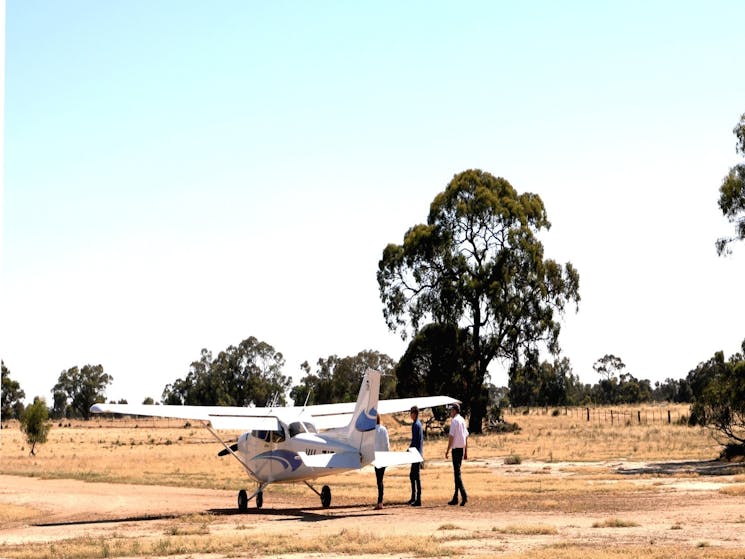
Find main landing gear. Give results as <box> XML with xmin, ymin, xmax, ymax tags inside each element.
<box><xmin>236</xmin><ymin>482</ymin><xmax>331</xmax><ymax>512</ymax></box>
<box><xmin>237</xmin><ymin>486</ymin><xmax>265</xmax><ymax>512</ymax></box>
<box><xmin>305</xmin><ymin>481</ymin><xmax>332</xmax><ymax>508</ymax></box>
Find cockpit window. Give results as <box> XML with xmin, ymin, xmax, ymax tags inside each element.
<box><xmin>303</xmin><ymin>422</ymin><xmax>317</xmax><ymax>434</ymax></box>
<box><xmin>251</xmin><ymin>428</ymin><xmax>285</xmax><ymax>443</ymax></box>
<box><xmin>288</xmin><ymin>421</ymin><xmax>306</xmax><ymax>438</ymax></box>
<box><xmin>251</xmin><ymin>429</ymin><xmax>269</xmax><ymax>442</ymax></box>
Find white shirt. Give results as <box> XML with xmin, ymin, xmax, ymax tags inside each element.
<box><xmin>374</xmin><ymin>424</ymin><xmax>389</xmax><ymax>452</ymax></box>
<box><xmin>449</xmin><ymin>414</ymin><xmax>468</xmax><ymax>448</ymax></box>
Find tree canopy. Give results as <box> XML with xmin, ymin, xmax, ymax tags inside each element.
<box><xmin>378</xmin><ymin>169</ymin><xmax>580</xmax><ymax>432</ymax></box>
<box><xmin>508</xmin><ymin>355</ymin><xmax>577</xmax><ymax>408</ymax></box>
<box><xmin>161</xmin><ymin>336</ymin><xmax>291</xmax><ymax>406</ymax></box>
<box><xmin>53</xmin><ymin>364</ymin><xmax>112</xmax><ymax>420</ymax></box>
<box><xmin>290</xmin><ymin>350</ymin><xmax>397</xmax><ymax>405</ymax></box>
<box><xmin>716</xmin><ymin>113</ymin><xmax>745</xmax><ymax>255</ymax></box>
<box><xmin>394</xmin><ymin>323</ymin><xmax>471</xmax><ymax>420</ymax></box>
<box><xmin>20</xmin><ymin>397</ymin><xmax>50</xmax><ymax>455</ymax></box>
<box><xmin>1</xmin><ymin>361</ymin><xmax>26</xmax><ymax>420</ymax></box>
<box><xmin>687</xmin><ymin>340</ymin><xmax>745</xmax><ymax>453</ymax></box>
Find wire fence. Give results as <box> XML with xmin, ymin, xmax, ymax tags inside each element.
<box><xmin>504</xmin><ymin>405</ymin><xmax>690</xmax><ymax>426</ymax></box>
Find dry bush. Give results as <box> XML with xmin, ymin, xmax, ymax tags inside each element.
<box><xmin>492</xmin><ymin>524</ymin><xmax>558</xmax><ymax>535</ymax></box>
<box><xmin>592</xmin><ymin>517</ymin><xmax>640</xmax><ymax>528</ymax></box>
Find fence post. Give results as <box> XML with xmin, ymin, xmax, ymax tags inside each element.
<box><xmin>668</xmin><ymin>410</ymin><xmax>671</xmax><ymax>424</ymax></box>
<box><xmin>586</xmin><ymin>407</ymin><xmax>590</xmax><ymax>421</ymax></box>
<box><xmin>638</xmin><ymin>410</ymin><xmax>641</xmax><ymax>424</ymax></box>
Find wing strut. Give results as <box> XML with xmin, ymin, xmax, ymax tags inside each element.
<box><xmin>203</xmin><ymin>422</ymin><xmax>260</xmax><ymax>482</ymax></box>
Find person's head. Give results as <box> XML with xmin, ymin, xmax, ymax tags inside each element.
<box><xmin>450</xmin><ymin>403</ymin><xmax>460</xmax><ymax>417</ymax></box>
<box><xmin>410</xmin><ymin>406</ymin><xmax>419</xmax><ymax>420</ymax></box>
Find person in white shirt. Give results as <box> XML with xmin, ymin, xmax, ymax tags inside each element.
<box><xmin>374</xmin><ymin>414</ymin><xmax>390</xmax><ymax>510</ymax></box>
<box><xmin>445</xmin><ymin>403</ymin><xmax>468</xmax><ymax>506</ymax></box>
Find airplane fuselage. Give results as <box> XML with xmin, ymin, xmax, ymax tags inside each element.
<box><xmin>237</xmin><ymin>419</ymin><xmax>361</xmax><ymax>483</ymax></box>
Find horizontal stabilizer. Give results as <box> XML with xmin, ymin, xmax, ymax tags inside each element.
<box><xmin>297</xmin><ymin>451</ymin><xmax>361</xmax><ymax>470</ymax></box>
<box><xmin>372</xmin><ymin>447</ymin><xmax>423</xmax><ymax>468</ymax></box>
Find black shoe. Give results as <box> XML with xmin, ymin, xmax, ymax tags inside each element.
<box><xmin>411</xmin><ymin>500</ymin><xmax>421</xmax><ymax>507</ymax></box>
<box><xmin>460</xmin><ymin>499</ymin><xmax>467</xmax><ymax>506</ymax></box>
<box><xmin>407</xmin><ymin>499</ymin><xmax>415</xmax><ymax>505</ymax></box>
<box><xmin>448</xmin><ymin>499</ymin><xmax>458</xmax><ymax>505</ymax></box>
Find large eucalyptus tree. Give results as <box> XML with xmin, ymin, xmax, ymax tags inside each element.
<box><xmin>717</xmin><ymin>113</ymin><xmax>745</xmax><ymax>256</ymax></box>
<box><xmin>378</xmin><ymin>169</ymin><xmax>580</xmax><ymax>432</ymax></box>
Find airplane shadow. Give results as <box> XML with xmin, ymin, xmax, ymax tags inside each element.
<box><xmin>208</xmin><ymin>504</ymin><xmax>382</xmax><ymax>522</ymax></box>
<box><xmin>618</xmin><ymin>459</ymin><xmax>745</xmax><ymax>476</ymax></box>
<box><xmin>34</xmin><ymin>514</ymin><xmax>179</xmax><ymax>527</ymax></box>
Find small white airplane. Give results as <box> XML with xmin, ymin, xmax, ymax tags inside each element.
<box><xmin>91</xmin><ymin>369</ymin><xmax>457</xmax><ymax>511</ymax></box>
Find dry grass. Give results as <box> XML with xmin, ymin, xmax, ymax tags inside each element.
<box><xmin>0</xmin><ymin>407</ymin><xmax>739</xmax><ymax>559</ymax></box>
<box><xmin>0</xmin><ymin>404</ymin><xmax>720</xmax><ymax>489</ymax></box>
<box><xmin>0</xmin><ymin>503</ymin><xmax>44</xmax><ymax>524</ymax></box>
<box><xmin>490</xmin><ymin>404</ymin><xmax>718</xmax><ymax>462</ymax></box>
<box><xmin>0</xmin><ymin>528</ymin><xmax>453</xmax><ymax>559</ymax></box>
<box><xmin>500</xmin><ymin>546</ymin><xmax>745</xmax><ymax>559</ymax></box>
<box><xmin>591</xmin><ymin>517</ymin><xmax>640</xmax><ymax>528</ymax></box>
<box><xmin>492</xmin><ymin>524</ymin><xmax>558</xmax><ymax>535</ymax></box>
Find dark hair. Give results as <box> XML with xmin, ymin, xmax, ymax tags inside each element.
<box><xmin>410</xmin><ymin>406</ymin><xmax>419</xmax><ymax>416</ymax></box>
<box><xmin>451</xmin><ymin>403</ymin><xmax>460</xmax><ymax>413</ymax></box>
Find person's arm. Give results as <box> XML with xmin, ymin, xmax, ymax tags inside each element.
<box><xmin>446</xmin><ymin>433</ymin><xmax>453</xmax><ymax>458</ymax></box>
<box><xmin>463</xmin><ymin>433</ymin><xmax>468</xmax><ymax>460</ymax></box>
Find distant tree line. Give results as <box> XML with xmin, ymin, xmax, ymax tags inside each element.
<box><xmin>4</xmin><ymin>334</ymin><xmax>745</xmax><ymax>458</ymax></box>
<box><xmin>506</xmin><ymin>353</ymin><xmax>693</xmax><ymax>409</ymax></box>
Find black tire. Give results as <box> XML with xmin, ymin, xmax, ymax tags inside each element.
<box><xmin>256</xmin><ymin>491</ymin><xmax>263</xmax><ymax>509</ymax></box>
<box><xmin>238</xmin><ymin>489</ymin><xmax>248</xmax><ymax>512</ymax></box>
<box><xmin>321</xmin><ymin>485</ymin><xmax>331</xmax><ymax>508</ymax></box>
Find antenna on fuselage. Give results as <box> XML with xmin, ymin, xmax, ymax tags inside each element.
<box><xmin>303</xmin><ymin>389</ymin><xmax>313</xmax><ymax>409</ymax></box>
<box><xmin>267</xmin><ymin>392</ymin><xmax>281</xmax><ymax>408</ymax></box>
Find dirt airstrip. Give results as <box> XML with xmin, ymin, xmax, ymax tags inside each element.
<box><xmin>2</xmin><ymin>459</ymin><xmax>745</xmax><ymax>558</ymax></box>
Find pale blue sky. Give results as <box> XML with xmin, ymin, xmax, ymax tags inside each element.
<box><xmin>3</xmin><ymin>1</ymin><xmax>745</xmax><ymax>403</ymax></box>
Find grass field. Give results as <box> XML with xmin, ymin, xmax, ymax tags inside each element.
<box><xmin>0</xmin><ymin>404</ymin><xmax>740</xmax><ymax>559</ymax></box>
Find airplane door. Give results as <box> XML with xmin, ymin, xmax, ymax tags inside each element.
<box><xmin>248</xmin><ymin>426</ymin><xmax>288</xmax><ymax>482</ymax></box>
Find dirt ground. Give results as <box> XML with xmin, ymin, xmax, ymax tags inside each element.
<box><xmin>2</xmin><ymin>459</ymin><xmax>745</xmax><ymax>558</ymax></box>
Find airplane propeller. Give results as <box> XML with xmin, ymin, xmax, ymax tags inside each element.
<box><xmin>217</xmin><ymin>443</ymin><xmax>239</xmax><ymax>457</ymax></box>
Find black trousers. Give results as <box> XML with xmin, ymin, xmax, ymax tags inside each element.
<box><xmin>409</xmin><ymin>462</ymin><xmax>421</xmax><ymax>501</ymax></box>
<box><xmin>451</xmin><ymin>447</ymin><xmax>467</xmax><ymax>500</ymax></box>
<box><xmin>375</xmin><ymin>467</ymin><xmax>386</xmax><ymax>504</ymax></box>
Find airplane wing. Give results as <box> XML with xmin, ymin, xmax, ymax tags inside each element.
<box><xmin>89</xmin><ymin>403</ymin><xmax>280</xmax><ymax>431</ymax></box>
<box><xmin>91</xmin><ymin>395</ymin><xmax>458</xmax><ymax>431</ymax></box>
<box><xmin>305</xmin><ymin>395</ymin><xmax>459</xmax><ymax>430</ymax></box>
<box><xmin>377</xmin><ymin>396</ymin><xmax>459</xmax><ymax>415</ymax></box>
<box><xmin>372</xmin><ymin>447</ymin><xmax>423</xmax><ymax>468</ymax></box>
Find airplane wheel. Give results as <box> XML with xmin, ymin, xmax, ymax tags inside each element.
<box><xmin>238</xmin><ymin>489</ymin><xmax>248</xmax><ymax>512</ymax></box>
<box><xmin>256</xmin><ymin>491</ymin><xmax>263</xmax><ymax>509</ymax></box>
<box><xmin>321</xmin><ymin>485</ymin><xmax>331</xmax><ymax>508</ymax></box>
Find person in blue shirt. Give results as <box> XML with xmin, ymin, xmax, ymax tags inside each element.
<box><xmin>408</xmin><ymin>406</ymin><xmax>423</xmax><ymax>506</ymax></box>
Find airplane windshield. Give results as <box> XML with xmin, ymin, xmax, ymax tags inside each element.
<box><xmin>303</xmin><ymin>422</ymin><xmax>317</xmax><ymax>434</ymax></box>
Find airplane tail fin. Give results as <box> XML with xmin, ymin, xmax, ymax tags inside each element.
<box><xmin>344</xmin><ymin>368</ymin><xmax>381</xmax><ymax>465</ymax></box>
